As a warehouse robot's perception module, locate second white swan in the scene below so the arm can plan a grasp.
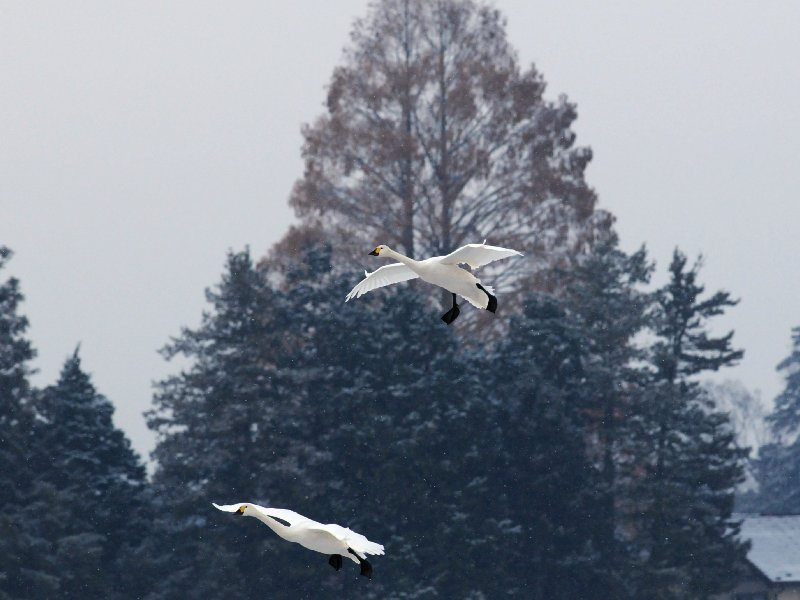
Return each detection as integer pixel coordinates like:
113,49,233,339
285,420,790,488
212,502,384,578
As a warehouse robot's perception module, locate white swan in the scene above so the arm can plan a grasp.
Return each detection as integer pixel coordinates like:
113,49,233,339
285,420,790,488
345,242,523,324
212,502,384,578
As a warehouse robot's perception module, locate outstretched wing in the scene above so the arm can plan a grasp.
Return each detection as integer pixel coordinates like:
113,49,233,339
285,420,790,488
315,523,385,557
345,263,418,302
440,243,523,269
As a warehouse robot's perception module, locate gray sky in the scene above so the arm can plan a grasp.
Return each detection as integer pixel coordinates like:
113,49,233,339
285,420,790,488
2,1,798,461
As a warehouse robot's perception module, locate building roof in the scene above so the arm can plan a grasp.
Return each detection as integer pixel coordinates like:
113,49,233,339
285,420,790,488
741,515,800,583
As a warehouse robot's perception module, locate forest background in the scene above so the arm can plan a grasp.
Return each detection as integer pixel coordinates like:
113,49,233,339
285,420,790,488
2,1,799,599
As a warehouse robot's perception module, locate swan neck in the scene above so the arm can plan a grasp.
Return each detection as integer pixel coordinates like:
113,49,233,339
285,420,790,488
385,248,418,268
252,513,292,541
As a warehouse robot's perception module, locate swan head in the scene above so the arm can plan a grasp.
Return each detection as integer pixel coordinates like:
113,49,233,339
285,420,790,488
236,504,250,516
368,244,389,256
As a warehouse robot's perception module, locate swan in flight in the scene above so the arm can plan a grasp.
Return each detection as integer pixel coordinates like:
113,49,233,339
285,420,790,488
345,242,523,324
212,502,384,578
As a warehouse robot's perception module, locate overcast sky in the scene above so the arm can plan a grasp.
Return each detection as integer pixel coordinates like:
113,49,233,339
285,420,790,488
2,1,798,460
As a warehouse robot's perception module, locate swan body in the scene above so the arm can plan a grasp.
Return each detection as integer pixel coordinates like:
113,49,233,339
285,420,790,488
345,243,523,324
212,502,384,577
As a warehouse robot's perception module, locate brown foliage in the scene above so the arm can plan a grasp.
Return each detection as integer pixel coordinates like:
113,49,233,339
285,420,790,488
290,0,612,295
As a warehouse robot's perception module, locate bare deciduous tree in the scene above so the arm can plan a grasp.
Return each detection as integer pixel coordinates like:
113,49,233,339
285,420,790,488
290,0,612,294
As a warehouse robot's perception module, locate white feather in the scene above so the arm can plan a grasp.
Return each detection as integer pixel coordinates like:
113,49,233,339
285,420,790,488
345,262,418,301
213,502,384,570
345,243,522,314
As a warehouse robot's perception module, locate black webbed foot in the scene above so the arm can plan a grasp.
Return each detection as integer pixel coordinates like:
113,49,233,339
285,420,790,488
441,293,460,324
348,548,373,579
359,558,373,578
328,554,343,571
441,304,460,325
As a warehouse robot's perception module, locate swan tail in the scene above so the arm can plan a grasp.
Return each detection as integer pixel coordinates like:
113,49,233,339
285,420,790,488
354,540,385,556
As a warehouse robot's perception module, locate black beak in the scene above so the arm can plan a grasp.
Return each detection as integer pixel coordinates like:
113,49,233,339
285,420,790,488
368,249,379,256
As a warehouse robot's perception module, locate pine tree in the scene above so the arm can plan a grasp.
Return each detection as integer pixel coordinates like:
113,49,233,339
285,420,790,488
634,250,748,599
0,245,37,511
33,347,148,599
145,248,329,599
271,241,500,598
489,293,602,599
771,326,800,435
0,246,60,599
146,240,528,599
750,326,800,513
558,237,652,599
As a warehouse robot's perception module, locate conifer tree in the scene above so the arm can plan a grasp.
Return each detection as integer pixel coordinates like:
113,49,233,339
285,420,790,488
634,250,748,599
33,348,148,600
490,293,603,599
0,246,37,512
0,246,63,599
751,326,800,513
557,237,652,599
145,248,300,599
270,241,500,598
770,326,800,436
146,240,525,599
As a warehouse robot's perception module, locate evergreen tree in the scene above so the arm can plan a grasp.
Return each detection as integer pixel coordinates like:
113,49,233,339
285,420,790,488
273,241,501,598
770,326,800,436
0,246,61,599
145,248,299,599
33,347,148,600
146,240,524,599
0,245,37,513
634,250,748,599
490,293,602,599
558,237,652,599
750,326,800,513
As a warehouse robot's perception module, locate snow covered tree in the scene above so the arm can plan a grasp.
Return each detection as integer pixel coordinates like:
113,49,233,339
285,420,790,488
146,239,534,599
557,237,653,599
291,0,611,291
770,326,800,437
749,326,800,513
489,293,603,599
704,380,768,497
0,246,62,599
145,248,312,599
633,250,748,599
264,239,503,598
0,246,37,512
32,347,148,599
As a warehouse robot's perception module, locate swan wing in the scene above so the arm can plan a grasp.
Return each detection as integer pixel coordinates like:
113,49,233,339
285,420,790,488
313,523,385,557
345,263,419,301
440,243,523,269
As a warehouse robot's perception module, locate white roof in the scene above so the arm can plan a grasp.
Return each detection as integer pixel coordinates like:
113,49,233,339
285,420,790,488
741,515,800,582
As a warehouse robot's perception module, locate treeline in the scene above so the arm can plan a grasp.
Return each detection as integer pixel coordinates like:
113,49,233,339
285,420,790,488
0,237,750,599
0,246,148,599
